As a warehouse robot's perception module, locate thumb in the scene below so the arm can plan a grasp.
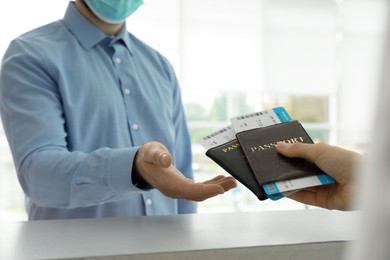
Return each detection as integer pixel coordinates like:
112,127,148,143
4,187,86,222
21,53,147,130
276,141,294,155
276,142,308,159
158,152,172,168
140,142,173,168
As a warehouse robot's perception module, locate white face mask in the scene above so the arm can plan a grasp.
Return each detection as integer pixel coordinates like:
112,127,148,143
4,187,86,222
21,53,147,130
84,0,144,24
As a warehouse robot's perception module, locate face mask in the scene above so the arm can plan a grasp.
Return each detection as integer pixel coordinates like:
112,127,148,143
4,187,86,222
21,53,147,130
84,0,144,24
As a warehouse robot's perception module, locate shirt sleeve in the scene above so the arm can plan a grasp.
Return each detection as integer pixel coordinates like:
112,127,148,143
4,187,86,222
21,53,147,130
0,39,142,209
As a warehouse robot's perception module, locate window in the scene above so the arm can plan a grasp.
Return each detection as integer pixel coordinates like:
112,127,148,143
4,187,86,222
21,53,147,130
263,94,332,142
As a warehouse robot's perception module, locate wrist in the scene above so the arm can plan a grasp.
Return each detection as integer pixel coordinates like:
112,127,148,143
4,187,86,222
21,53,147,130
132,152,153,190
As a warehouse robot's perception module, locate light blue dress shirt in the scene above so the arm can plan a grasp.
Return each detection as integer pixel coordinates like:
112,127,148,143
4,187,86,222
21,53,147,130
0,2,196,220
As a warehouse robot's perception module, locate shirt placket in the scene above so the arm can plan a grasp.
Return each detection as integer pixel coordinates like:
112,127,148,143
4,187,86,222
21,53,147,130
110,40,155,215
110,40,140,143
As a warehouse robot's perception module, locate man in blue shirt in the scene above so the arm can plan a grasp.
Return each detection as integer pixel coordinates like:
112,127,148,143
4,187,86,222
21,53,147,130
0,0,236,220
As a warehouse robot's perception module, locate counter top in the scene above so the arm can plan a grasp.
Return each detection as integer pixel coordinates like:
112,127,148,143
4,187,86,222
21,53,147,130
0,209,359,260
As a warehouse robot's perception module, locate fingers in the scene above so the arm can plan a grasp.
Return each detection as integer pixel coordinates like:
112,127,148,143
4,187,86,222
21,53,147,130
276,142,361,182
287,190,326,208
213,176,237,191
160,176,224,201
185,184,226,201
203,175,237,191
203,175,226,183
158,173,237,202
187,177,237,201
276,142,331,162
276,142,340,176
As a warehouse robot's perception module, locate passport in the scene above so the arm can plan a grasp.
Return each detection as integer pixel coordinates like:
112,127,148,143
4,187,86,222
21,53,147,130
205,139,268,200
199,107,291,201
199,108,334,201
235,120,324,186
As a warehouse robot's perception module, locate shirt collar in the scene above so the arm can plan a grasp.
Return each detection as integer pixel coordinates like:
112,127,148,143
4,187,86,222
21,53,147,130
62,1,134,54
113,25,134,55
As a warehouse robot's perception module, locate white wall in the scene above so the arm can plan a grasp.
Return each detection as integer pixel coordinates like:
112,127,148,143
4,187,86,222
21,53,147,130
339,0,388,145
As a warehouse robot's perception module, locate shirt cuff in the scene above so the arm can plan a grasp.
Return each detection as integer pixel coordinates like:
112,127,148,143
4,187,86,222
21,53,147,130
105,147,140,194
131,150,154,190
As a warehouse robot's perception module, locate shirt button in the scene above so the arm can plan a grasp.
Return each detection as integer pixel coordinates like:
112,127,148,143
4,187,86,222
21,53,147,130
124,88,131,95
115,57,121,64
132,123,139,130
146,199,152,206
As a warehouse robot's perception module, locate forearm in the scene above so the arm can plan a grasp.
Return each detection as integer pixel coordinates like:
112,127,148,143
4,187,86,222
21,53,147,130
19,146,142,208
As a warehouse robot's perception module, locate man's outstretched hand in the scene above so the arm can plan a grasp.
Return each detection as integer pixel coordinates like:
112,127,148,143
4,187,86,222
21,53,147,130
135,141,237,201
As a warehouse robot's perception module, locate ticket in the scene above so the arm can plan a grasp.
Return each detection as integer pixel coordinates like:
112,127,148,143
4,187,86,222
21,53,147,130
230,107,292,134
263,174,335,195
198,125,236,150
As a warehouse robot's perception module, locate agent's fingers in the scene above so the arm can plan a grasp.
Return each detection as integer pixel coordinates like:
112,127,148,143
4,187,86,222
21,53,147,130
156,169,237,201
203,175,230,184
210,176,237,191
163,180,225,201
201,175,237,191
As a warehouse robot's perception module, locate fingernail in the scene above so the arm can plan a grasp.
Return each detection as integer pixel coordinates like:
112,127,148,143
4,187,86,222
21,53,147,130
159,153,168,165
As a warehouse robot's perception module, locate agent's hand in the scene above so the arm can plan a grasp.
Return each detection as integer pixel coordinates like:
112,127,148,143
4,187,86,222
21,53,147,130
135,141,237,201
276,142,362,210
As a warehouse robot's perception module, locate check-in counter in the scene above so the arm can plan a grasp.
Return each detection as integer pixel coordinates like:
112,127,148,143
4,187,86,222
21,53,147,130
0,209,358,260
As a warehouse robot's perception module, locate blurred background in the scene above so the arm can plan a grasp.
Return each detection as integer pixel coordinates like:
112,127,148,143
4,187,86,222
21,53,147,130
0,0,388,221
